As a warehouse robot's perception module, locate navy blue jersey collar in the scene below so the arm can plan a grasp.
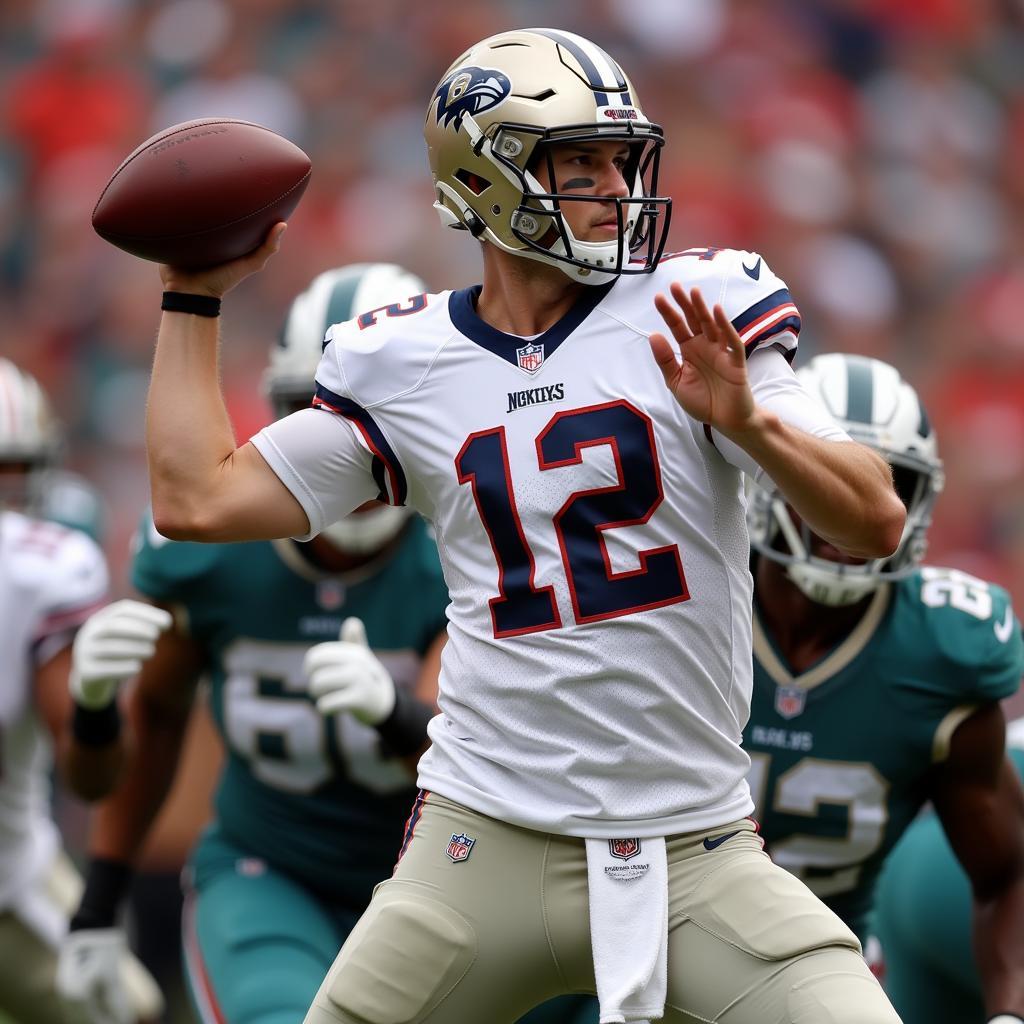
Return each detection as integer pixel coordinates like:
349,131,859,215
449,282,615,367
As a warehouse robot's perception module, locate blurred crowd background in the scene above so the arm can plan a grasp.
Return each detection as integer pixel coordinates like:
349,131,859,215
3,1,1024,1018
3,0,1024,607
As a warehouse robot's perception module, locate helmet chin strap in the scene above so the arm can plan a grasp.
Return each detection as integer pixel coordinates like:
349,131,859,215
320,505,412,555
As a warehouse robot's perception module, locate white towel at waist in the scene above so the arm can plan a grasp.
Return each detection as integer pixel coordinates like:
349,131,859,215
585,836,668,1024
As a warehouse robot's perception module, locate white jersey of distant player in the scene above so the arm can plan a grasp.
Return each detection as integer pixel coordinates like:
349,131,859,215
0,511,107,912
252,248,848,837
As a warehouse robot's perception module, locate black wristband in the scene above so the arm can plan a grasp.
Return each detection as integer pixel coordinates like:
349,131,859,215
70,857,134,931
375,688,434,757
161,290,221,317
71,700,121,747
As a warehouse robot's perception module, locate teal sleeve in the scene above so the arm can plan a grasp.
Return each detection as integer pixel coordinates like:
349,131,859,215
130,509,218,604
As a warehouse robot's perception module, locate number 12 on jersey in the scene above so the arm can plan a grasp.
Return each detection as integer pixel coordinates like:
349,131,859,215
456,400,689,638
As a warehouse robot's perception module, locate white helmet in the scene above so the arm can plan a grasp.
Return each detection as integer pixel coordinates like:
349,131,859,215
265,263,427,553
424,28,671,284
0,358,62,513
748,353,944,606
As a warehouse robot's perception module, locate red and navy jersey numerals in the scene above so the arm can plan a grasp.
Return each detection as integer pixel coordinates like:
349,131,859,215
357,294,428,330
457,400,689,638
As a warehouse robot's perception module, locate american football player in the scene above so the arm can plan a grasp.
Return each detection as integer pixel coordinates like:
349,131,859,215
141,28,907,1024
58,264,451,1024
872,717,1024,1024
744,352,1024,1024
0,358,161,1024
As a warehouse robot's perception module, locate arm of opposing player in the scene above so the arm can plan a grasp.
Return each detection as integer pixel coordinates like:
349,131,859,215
931,703,1024,1019
39,646,124,802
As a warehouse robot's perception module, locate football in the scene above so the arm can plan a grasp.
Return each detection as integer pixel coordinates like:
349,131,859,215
92,118,311,269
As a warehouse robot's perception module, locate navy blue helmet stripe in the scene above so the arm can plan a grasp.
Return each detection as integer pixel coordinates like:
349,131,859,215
532,29,631,106
312,383,408,505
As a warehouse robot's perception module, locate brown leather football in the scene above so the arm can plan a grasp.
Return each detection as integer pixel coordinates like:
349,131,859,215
92,118,311,269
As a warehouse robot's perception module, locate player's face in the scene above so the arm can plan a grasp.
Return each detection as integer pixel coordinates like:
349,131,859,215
534,140,633,242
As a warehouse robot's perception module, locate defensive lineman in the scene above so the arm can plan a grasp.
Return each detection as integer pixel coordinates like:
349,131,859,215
141,28,906,1024
743,354,1024,1021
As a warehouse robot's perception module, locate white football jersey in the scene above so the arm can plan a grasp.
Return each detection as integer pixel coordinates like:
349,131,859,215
0,511,107,908
252,249,848,837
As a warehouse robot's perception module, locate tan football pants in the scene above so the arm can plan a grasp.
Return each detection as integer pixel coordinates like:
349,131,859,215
303,793,900,1024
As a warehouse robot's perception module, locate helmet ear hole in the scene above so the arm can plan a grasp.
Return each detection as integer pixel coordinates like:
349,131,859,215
453,168,492,195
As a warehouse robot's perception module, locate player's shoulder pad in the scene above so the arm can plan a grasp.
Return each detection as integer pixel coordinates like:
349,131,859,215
609,248,800,360
317,290,454,409
131,508,223,599
900,567,1024,701
4,511,108,608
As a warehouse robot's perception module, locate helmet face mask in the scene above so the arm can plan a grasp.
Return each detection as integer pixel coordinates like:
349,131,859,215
748,354,945,607
425,29,672,284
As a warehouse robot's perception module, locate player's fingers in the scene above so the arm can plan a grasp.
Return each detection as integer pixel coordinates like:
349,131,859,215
686,287,717,338
713,304,746,365
340,616,368,646
315,690,356,716
653,292,692,341
648,332,681,381
86,657,145,678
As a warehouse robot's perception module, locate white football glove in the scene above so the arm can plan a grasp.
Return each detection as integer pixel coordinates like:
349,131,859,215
70,600,173,709
56,927,134,1024
304,617,396,724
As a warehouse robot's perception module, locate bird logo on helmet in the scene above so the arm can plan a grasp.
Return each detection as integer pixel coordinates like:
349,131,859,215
424,28,672,284
434,67,511,131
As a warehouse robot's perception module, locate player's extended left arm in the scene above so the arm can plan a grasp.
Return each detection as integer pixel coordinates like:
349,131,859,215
931,703,1024,1021
649,283,905,559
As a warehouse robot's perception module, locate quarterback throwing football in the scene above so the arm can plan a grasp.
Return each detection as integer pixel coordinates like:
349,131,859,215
142,28,907,1024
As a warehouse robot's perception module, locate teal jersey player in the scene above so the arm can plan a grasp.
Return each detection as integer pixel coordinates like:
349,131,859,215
131,509,449,1024
744,565,1024,939
132,511,449,908
872,723,1024,1024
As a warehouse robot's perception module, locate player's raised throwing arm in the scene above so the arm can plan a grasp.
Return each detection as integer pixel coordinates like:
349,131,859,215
147,224,310,542
650,283,905,559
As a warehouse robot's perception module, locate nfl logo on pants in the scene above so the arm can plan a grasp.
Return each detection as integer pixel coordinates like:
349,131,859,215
446,832,476,863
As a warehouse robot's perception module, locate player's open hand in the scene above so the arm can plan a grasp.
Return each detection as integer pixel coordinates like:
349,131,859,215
649,284,757,436
159,222,286,299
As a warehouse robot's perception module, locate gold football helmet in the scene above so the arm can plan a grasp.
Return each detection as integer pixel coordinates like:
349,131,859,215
424,28,671,284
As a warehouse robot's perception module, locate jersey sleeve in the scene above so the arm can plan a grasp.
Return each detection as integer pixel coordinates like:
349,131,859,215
708,348,851,480
924,572,1024,704
719,249,801,362
33,526,109,661
250,406,381,541
131,509,220,603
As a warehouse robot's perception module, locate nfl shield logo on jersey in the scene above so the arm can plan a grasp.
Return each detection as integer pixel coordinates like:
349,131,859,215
774,685,807,720
446,832,476,863
516,342,544,374
608,837,641,861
